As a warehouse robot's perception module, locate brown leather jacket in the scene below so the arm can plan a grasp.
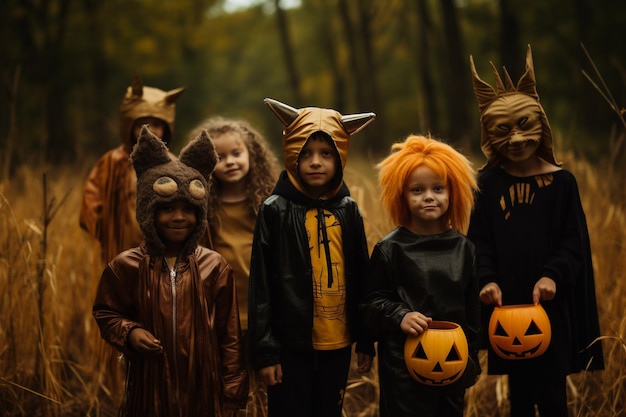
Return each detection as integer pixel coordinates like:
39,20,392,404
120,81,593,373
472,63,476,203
93,245,248,416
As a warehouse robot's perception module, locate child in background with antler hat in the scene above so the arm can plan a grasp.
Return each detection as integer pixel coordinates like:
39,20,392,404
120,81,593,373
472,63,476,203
80,73,185,265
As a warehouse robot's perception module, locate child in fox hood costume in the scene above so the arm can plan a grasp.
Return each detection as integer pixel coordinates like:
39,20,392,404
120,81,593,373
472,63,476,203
93,127,248,417
80,73,185,264
248,98,376,417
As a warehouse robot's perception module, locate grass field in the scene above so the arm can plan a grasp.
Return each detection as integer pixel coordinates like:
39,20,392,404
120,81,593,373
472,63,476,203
0,149,624,416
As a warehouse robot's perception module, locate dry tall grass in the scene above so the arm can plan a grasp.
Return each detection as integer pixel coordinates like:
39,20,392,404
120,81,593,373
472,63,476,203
0,150,624,416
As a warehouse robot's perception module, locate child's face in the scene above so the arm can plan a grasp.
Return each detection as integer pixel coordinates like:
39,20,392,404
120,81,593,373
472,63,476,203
212,132,250,186
132,117,167,142
155,200,197,255
297,136,339,198
482,95,542,164
403,166,449,234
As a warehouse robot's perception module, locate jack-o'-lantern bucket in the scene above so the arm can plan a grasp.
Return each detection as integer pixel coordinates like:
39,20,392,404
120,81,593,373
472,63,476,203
488,304,551,360
404,321,469,386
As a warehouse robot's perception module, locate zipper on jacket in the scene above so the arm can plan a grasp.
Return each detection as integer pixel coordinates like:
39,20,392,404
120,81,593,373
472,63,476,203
165,257,182,417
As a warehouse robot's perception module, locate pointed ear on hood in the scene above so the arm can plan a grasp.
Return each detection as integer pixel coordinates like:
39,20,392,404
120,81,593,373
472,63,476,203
341,112,376,135
179,129,217,180
165,87,186,105
264,97,300,127
130,72,144,98
264,97,376,136
130,125,172,178
470,55,498,113
516,44,539,97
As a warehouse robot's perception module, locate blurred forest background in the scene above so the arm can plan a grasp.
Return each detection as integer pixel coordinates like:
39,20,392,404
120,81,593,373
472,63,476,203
1,0,626,174
2,1,626,416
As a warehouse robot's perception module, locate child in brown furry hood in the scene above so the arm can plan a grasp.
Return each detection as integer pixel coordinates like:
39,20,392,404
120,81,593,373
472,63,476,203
80,73,185,406
93,126,248,417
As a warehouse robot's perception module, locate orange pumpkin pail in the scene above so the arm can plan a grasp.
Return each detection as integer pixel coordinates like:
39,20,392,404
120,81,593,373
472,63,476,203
488,304,551,360
404,320,469,386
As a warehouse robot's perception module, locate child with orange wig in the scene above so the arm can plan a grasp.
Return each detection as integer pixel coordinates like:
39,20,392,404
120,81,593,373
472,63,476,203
361,135,481,417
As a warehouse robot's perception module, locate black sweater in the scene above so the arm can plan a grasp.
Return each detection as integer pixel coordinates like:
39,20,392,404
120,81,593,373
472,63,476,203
468,167,604,375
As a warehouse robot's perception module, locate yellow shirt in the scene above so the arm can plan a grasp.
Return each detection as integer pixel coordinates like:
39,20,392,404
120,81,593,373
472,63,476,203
305,208,350,350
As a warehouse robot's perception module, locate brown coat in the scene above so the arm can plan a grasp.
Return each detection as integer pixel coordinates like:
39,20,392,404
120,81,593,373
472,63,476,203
79,145,142,264
93,245,248,416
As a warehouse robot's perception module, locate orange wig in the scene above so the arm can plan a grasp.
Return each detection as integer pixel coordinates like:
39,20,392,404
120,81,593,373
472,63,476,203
377,135,478,234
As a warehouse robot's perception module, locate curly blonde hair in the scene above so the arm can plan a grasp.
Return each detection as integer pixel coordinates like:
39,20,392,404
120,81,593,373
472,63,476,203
189,116,280,227
377,135,477,234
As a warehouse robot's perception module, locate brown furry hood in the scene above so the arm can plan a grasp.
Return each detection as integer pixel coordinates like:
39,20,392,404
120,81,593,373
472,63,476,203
130,126,217,258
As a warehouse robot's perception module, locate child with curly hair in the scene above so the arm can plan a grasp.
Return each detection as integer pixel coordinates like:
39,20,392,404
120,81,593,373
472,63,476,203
189,116,279,331
190,116,279,416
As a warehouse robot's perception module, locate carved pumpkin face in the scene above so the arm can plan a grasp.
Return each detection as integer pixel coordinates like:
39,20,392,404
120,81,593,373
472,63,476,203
404,321,469,386
488,304,551,360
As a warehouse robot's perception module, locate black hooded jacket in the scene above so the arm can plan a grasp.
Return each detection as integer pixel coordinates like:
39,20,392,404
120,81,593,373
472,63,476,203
248,170,375,369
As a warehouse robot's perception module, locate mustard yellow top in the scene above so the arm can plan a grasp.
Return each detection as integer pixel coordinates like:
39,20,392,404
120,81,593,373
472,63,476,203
211,199,255,330
305,207,350,350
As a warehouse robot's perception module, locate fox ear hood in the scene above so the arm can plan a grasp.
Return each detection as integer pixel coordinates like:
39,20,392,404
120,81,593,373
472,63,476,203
264,97,375,197
469,45,560,171
130,126,215,257
179,129,218,179
119,72,185,153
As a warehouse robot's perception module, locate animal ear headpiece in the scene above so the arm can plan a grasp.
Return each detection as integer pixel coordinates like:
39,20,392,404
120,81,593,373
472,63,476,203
131,125,217,257
470,45,560,171
119,72,186,153
264,97,375,197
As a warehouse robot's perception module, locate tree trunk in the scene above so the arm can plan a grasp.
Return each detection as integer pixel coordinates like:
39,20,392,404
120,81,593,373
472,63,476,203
41,0,75,163
440,0,471,149
499,0,522,79
314,0,348,112
337,0,385,155
575,0,604,135
83,0,112,156
273,0,303,104
415,0,440,137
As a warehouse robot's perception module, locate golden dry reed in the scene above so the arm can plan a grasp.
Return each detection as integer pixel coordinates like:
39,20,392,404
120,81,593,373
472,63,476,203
0,151,624,416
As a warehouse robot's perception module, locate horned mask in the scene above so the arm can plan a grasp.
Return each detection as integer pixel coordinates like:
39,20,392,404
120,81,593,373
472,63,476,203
470,45,560,171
